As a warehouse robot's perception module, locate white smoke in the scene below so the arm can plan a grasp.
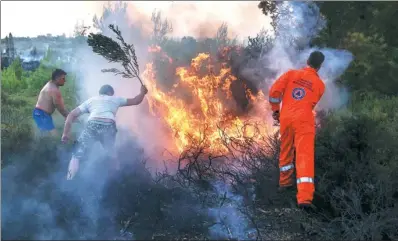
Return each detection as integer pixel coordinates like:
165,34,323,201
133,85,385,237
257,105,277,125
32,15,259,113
261,1,353,110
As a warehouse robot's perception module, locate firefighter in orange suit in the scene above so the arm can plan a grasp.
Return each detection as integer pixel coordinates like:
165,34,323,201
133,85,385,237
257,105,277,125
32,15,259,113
268,51,325,210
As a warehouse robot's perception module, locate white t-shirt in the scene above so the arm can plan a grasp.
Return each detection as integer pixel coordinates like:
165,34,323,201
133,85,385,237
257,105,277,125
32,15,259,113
77,95,128,121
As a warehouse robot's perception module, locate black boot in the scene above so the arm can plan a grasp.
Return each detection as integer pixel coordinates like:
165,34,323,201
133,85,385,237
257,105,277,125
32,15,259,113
277,185,295,192
298,203,317,213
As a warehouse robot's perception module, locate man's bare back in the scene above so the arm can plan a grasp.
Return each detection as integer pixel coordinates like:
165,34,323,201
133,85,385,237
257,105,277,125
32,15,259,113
32,69,69,133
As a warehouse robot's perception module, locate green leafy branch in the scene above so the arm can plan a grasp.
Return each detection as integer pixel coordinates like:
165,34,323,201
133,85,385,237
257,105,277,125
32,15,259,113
87,24,143,85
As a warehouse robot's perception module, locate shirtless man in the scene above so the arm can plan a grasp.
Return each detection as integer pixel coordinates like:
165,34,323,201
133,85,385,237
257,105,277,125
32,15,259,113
61,84,148,180
32,69,69,136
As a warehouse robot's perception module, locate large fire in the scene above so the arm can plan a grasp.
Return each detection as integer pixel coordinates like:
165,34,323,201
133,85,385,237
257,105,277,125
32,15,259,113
143,45,274,155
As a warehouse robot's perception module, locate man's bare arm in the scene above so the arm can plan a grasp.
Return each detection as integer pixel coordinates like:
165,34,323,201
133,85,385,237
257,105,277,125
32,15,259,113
124,92,146,106
63,108,81,138
52,90,69,118
123,85,148,106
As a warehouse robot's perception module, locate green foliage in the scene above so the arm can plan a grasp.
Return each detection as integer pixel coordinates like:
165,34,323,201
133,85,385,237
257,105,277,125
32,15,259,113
25,65,52,92
1,89,35,157
339,32,398,95
314,98,398,239
61,73,79,108
41,48,61,67
1,57,26,91
314,2,398,96
1,48,78,160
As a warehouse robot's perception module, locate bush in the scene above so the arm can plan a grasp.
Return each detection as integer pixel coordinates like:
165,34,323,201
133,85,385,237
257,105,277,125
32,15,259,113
1,137,215,240
1,91,35,159
1,57,26,92
312,95,398,240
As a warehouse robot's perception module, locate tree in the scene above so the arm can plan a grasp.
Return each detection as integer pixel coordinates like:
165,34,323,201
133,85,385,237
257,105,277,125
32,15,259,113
257,1,282,33
312,2,398,96
151,10,173,46
1,57,25,92
92,1,128,33
7,33,16,61
73,20,90,37
215,23,229,48
30,47,38,58
1,33,16,69
4,36,9,51
246,28,274,59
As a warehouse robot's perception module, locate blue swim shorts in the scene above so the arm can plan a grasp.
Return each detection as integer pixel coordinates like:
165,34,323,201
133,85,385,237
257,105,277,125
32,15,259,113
32,108,55,131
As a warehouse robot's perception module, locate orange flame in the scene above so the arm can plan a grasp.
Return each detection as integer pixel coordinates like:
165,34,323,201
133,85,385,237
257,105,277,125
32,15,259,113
143,45,272,155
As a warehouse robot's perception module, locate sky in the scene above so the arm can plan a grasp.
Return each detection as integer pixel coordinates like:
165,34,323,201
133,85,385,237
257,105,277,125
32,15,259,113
1,1,271,39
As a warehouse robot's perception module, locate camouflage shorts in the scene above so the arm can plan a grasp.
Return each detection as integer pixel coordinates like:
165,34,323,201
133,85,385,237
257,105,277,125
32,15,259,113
72,120,117,160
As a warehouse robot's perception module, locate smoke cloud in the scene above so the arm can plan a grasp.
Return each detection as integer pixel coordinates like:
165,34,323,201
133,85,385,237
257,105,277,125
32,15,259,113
111,1,273,40
259,2,353,110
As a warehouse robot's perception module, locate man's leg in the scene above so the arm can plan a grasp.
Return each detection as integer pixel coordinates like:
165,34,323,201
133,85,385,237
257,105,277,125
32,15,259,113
293,121,315,206
67,125,94,180
278,120,295,188
99,123,119,170
67,156,80,180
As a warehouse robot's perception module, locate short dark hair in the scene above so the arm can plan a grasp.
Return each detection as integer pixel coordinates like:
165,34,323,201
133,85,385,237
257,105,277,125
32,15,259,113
99,84,114,96
307,51,325,69
52,69,67,81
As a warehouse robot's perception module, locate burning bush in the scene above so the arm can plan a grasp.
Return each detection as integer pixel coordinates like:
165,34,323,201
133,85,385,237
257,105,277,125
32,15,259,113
144,44,274,156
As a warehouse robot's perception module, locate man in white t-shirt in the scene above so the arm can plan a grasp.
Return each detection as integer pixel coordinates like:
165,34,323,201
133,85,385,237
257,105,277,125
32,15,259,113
61,84,148,180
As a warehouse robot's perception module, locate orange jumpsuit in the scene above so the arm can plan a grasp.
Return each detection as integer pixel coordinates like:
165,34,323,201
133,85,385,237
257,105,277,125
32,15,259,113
268,66,325,205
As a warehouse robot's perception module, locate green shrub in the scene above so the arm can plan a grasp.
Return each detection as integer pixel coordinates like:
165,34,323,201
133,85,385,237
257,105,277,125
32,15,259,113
1,57,27,92
313,95,398,240
1,48,77,166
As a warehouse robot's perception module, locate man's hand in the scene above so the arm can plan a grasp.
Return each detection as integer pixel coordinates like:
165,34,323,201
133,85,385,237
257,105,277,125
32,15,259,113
140,85,148,95
272,110,280,122
272,111,280,127
61,133,69,143
125,85,149,106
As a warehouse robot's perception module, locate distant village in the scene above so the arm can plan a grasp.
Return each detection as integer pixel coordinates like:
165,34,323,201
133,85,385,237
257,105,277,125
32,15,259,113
1,33,78,71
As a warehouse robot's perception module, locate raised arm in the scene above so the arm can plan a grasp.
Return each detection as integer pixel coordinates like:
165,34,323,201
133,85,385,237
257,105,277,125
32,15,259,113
52,89,69,118
122,85,148,106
